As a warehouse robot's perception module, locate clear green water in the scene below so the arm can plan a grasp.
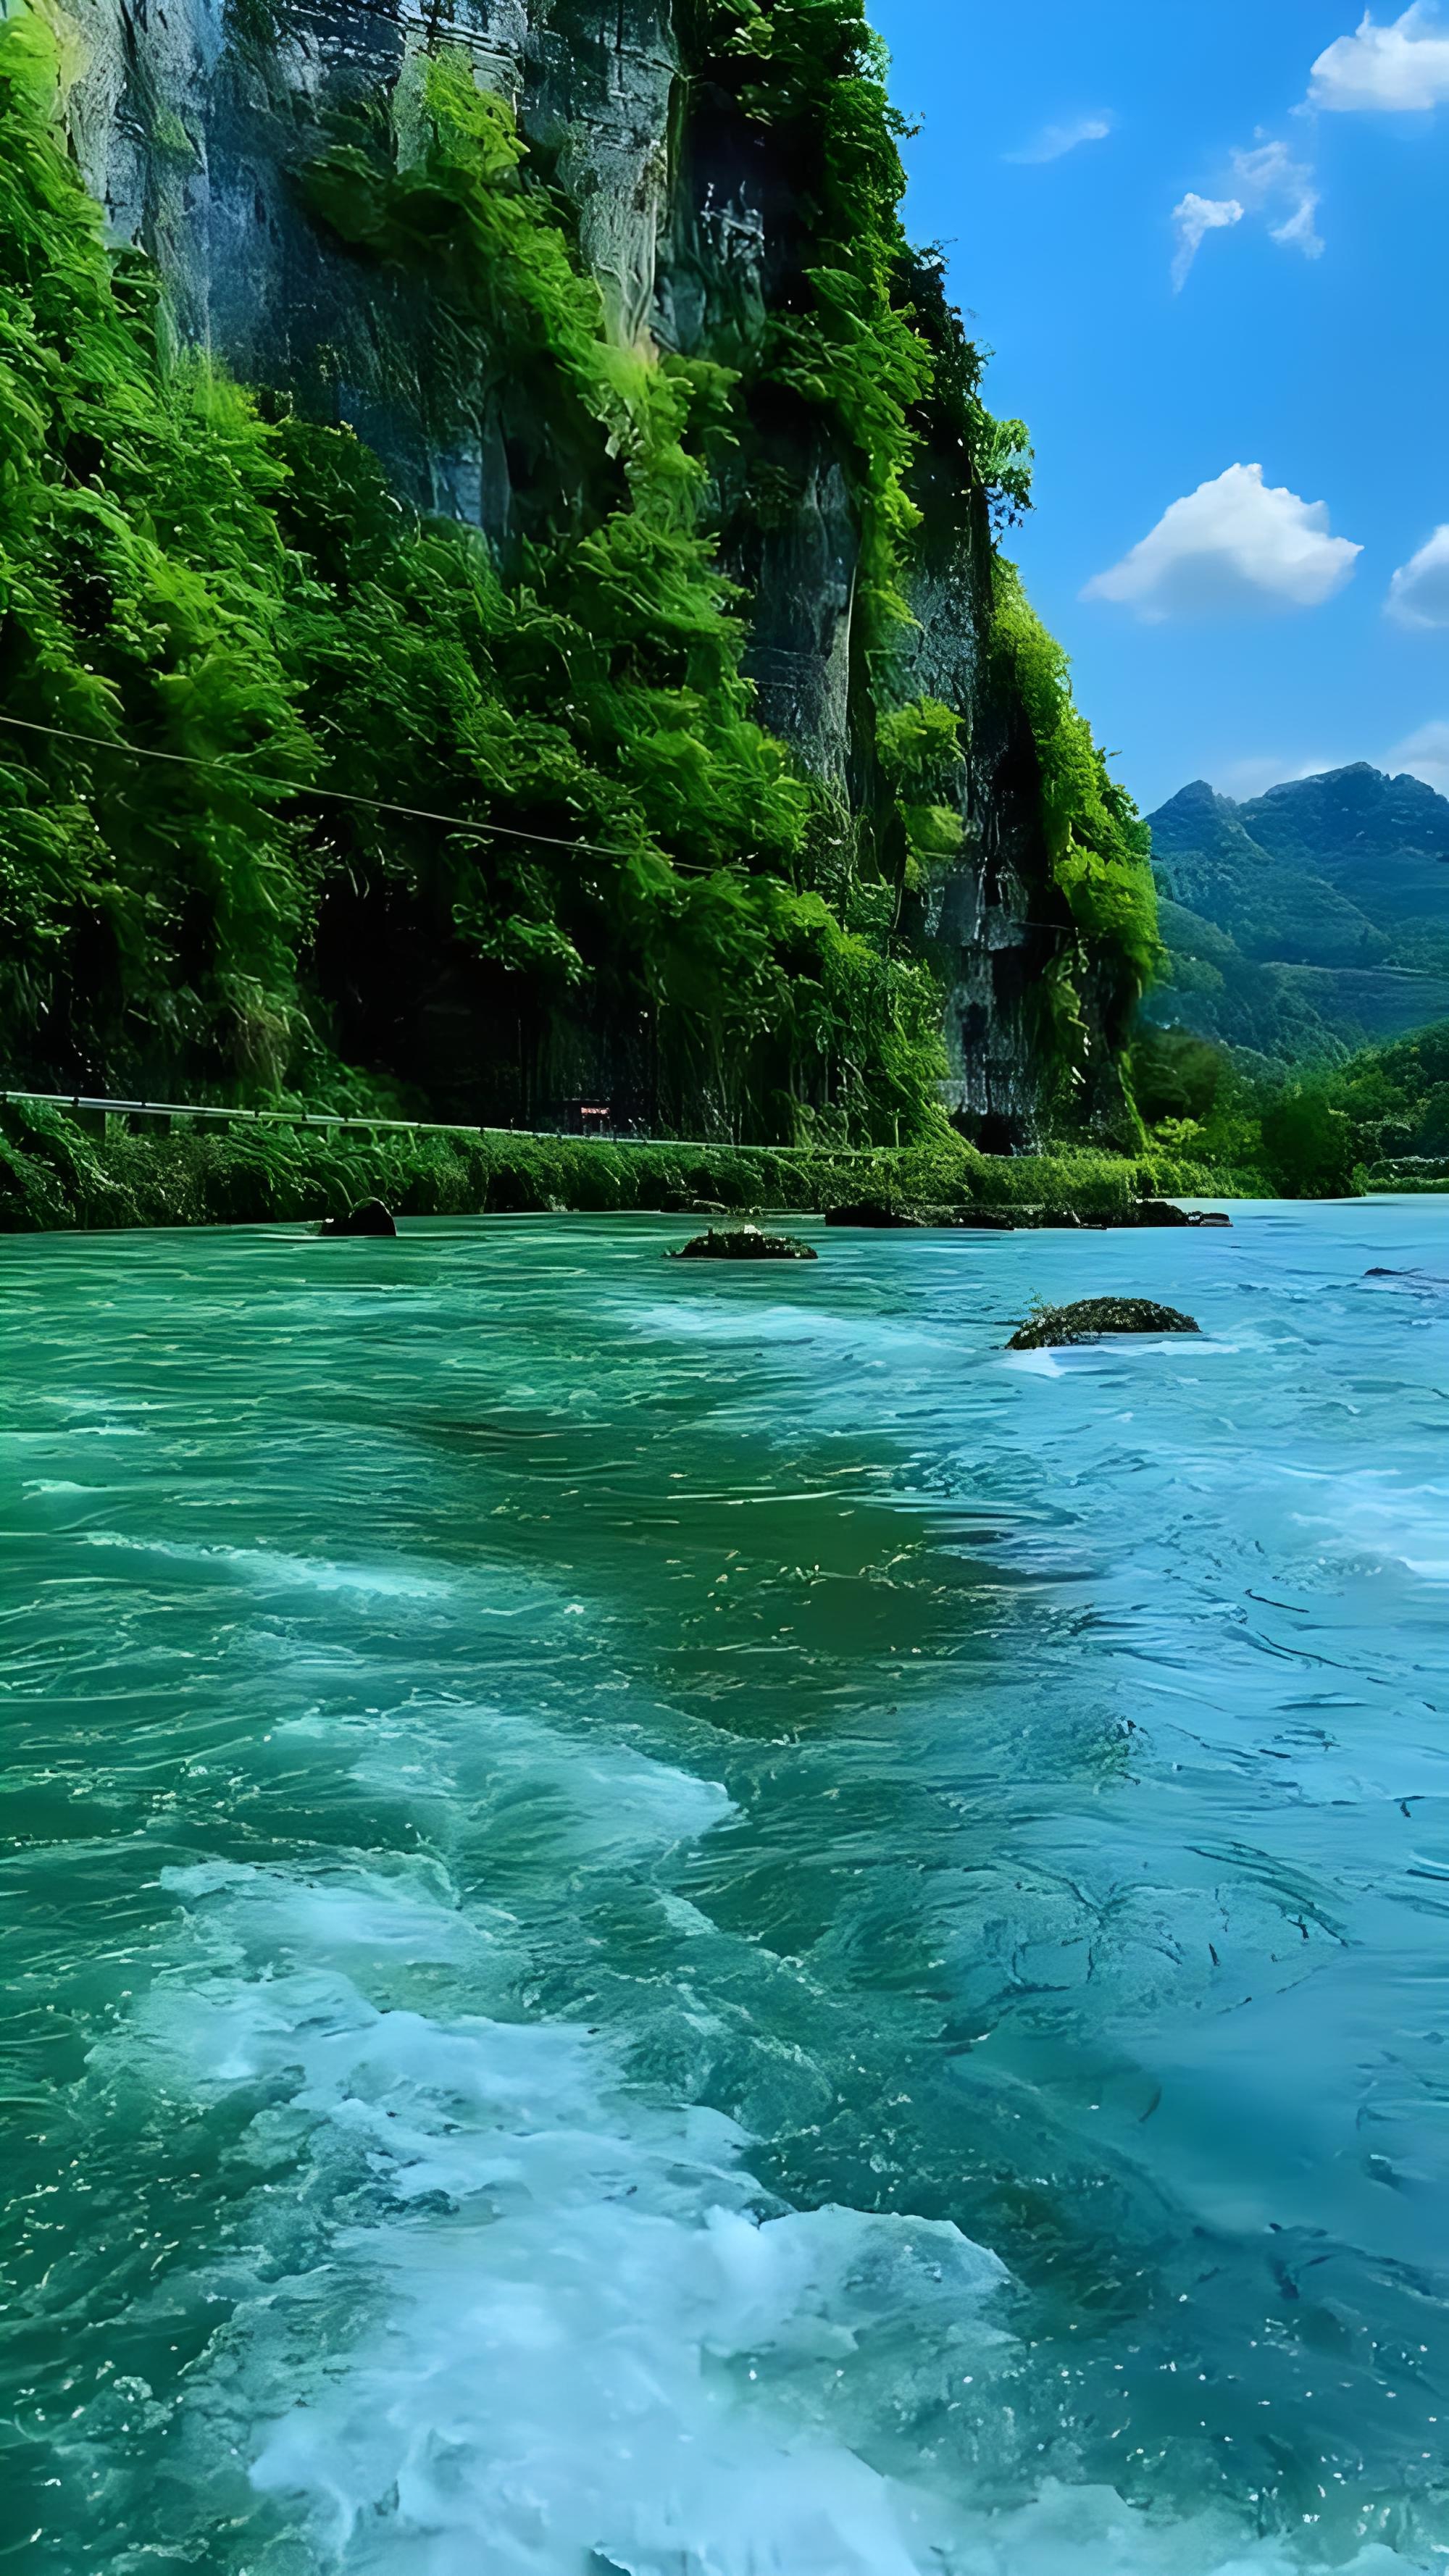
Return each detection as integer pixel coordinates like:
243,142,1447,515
1,1204,1446,2575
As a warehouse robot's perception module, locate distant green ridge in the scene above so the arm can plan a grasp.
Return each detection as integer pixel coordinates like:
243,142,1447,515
1145,764,1449,1063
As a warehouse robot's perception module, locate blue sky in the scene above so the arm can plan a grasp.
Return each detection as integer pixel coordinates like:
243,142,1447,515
870,0,1449,814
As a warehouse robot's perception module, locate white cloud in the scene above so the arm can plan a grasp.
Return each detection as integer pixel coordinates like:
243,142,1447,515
1171,138,1321,285
1385,719,1449,793
1082,464,1363,621
1270,193,1324,253
1171,193,1244,288
1387,525,1449,627
1309,4,1449,111
1005,114,1113,165
1231,140,1324,258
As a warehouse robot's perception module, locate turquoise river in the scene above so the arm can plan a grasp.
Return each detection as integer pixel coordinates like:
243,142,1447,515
1,1201,1446,2574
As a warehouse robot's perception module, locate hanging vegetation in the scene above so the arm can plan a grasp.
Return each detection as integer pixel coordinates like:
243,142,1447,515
0,0,1154,1142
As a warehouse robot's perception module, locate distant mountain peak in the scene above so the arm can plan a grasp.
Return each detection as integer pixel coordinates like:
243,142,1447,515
1159,777,1229,810
1145,778,1261,862
1247,761,1383,809
1151,762,1449,843
1146,779,1240,839
1240,765,1449,865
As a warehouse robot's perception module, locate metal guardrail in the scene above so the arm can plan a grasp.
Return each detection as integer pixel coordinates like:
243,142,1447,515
0,1089,877,1158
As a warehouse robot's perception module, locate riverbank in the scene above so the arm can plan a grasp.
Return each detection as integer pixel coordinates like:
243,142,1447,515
0,1100,1261,1234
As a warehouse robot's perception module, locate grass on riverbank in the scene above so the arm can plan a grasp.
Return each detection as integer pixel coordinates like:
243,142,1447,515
0,1101,1258,1234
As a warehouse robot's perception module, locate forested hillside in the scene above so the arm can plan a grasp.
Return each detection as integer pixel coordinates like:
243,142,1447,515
1145,764,1449,1063
1134,1016,1449,1196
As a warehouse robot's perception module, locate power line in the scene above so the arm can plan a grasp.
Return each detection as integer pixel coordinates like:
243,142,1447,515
0,707,708,869
0,706,1089,938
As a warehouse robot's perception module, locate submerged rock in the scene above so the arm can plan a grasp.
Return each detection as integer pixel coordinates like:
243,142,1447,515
319,1198,398,1239
671,1226,817,1262
1007,1297,1201,1351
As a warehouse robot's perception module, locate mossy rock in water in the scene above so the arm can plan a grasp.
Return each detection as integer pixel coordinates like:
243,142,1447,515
1007,1297,1200,1350
671,1226,817,1263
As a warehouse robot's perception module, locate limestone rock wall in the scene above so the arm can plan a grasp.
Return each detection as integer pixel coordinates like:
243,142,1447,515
44,0,1067,1142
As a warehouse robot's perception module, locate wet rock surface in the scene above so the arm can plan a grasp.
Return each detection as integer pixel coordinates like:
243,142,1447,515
1133,1200,1232,1228
670,1226,817,1262
1007,1297,1201,1351
319,1198,398,1239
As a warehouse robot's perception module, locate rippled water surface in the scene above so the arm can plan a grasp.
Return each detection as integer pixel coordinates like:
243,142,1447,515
1,1202,1447,2574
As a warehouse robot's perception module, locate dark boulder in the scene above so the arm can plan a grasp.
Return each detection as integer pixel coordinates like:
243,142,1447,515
671,1225,817,1262
1135,1198,1193,1228
824,1200,919,1229
1187,1210,1232,1226
1008,1297,1201,1351
922,1208,1018,1231
319,1197,398,1239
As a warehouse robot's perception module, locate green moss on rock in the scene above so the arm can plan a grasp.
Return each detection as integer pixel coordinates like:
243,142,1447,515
1007,1297,1201,1352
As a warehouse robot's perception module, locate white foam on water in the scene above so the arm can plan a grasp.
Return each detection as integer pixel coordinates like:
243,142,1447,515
655,1889,719,1939
1282,1468,1449,1587
627,1297,960,1361
114,1859,1431,2576
999,1349,1069,1379
937,2489,1411,2576
354,1702,732,1862
160,1857,505,1973
3,1423,144,1443
120,1857,1004,2574
80,1532,454,1602
1002,1340,1240,1378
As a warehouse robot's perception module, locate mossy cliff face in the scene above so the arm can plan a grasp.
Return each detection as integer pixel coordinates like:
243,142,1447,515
0,0,1156,1145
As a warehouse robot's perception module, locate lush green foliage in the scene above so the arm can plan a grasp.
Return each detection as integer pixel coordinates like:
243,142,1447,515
0,14,313,1086
685,1,1033,905
991,564,1158,1024
0,0,1151,1150
1132,1018,1449,1195
2,30,743,1103
0,1096,1200,1232
0,25,938,1137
